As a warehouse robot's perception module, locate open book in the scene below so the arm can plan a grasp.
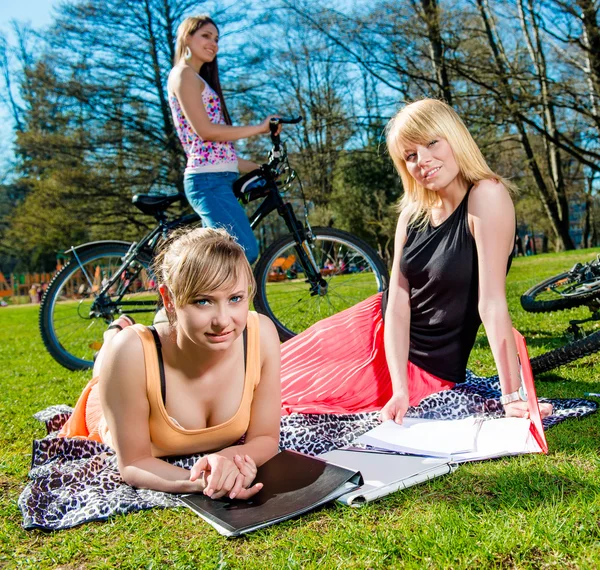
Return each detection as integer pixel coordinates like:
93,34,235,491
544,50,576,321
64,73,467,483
179,450,362,537
356,329,548,462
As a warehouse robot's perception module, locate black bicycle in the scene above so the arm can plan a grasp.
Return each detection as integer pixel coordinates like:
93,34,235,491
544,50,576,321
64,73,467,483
521,255,600,374
521,255,600,314
39,117,389,370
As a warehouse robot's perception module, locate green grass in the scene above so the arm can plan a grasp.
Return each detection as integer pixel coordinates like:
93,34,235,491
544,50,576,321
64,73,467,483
2,250,600,569
263,272,381,333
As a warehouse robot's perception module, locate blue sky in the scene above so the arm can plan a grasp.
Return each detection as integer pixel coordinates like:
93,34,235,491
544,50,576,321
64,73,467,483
0,0,57,173
1,0,57,30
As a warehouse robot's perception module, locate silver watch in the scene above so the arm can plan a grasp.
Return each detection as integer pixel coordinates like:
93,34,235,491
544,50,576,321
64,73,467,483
500,386,528,406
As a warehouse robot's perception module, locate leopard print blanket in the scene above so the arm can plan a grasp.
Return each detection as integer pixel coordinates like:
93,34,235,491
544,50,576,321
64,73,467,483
19,372,596,531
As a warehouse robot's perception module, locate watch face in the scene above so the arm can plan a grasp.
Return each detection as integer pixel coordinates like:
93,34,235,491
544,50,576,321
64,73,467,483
518,386,528,402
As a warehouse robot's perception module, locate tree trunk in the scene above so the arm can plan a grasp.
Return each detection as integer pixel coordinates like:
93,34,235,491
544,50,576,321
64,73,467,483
477,0,575,249
419,0,453,104
142,0,183,192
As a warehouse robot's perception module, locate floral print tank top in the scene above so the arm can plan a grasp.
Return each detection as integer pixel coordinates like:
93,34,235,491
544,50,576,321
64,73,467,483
169,76,238,173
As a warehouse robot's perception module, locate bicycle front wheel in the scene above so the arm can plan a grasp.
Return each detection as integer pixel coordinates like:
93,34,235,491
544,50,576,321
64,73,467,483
39,243,157,371
253,227,389,341
521,271,600,313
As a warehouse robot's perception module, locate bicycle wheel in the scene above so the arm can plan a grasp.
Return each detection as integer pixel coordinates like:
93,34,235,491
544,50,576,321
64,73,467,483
530,329,600,375
253,227,389,341
39,243,157,371
521,271,600,313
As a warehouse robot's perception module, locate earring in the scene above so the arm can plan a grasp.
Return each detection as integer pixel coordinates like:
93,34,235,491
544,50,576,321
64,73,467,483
184,46,192,60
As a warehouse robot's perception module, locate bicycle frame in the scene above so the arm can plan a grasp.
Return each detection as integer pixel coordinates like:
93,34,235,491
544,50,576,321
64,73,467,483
70,212,200,318
75,114,327,320
247,183,326,292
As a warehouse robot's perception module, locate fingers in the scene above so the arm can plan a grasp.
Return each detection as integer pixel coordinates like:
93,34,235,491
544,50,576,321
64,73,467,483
504,402,530,419
209,469,238,500
203,458,223,496
379,405,392,423
229,472,246,500
190,456,208,482
235,482,263,501
394,409,405,424
540,402,553,419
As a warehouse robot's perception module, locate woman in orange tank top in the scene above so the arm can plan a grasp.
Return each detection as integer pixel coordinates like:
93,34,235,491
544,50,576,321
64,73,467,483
60,227,281,501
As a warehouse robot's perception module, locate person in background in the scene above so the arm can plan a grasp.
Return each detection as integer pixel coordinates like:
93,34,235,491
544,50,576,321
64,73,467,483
515,233,524,257
167,14,281,265
524,234,532,256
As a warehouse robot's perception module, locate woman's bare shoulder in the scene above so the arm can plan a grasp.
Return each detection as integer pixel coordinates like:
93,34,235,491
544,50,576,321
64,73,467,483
100,326,146,384
168,64,204,93
257,313,279,345
469,179,514,215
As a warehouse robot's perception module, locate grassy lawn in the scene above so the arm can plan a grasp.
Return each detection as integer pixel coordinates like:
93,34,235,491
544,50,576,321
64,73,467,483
1,249,600,569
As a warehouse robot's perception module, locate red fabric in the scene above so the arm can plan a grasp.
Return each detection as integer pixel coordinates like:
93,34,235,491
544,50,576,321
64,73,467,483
280,293,455,415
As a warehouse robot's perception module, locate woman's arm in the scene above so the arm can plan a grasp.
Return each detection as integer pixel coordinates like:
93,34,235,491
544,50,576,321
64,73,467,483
237,158,261,173
171,66,272,142
99,329,208,493
217,314,281,466
470,180,551,418
381,209,413,423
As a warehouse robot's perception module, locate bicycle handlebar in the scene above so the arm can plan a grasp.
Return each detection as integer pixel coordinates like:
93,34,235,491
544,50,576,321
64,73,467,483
269,115,303,129
269,116,303,150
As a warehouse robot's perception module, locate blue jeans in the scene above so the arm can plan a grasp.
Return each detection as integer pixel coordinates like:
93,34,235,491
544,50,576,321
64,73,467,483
184,171,259,264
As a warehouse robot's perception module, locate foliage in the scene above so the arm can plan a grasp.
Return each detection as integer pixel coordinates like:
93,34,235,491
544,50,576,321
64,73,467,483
2,0,600,268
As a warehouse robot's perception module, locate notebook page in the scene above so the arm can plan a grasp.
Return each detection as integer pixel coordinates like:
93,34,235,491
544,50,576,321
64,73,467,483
450,417,539,462
356,417,480,457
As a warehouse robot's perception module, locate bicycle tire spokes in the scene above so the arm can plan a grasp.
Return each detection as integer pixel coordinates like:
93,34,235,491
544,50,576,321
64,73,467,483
41,245,157,370
253,228,388,340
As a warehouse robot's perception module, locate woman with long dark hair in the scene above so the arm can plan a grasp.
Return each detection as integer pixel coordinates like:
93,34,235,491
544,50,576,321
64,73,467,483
168,15,279,264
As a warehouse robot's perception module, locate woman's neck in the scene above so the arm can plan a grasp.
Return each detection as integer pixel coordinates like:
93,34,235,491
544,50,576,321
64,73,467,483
434,175,469,212
181,58,204,75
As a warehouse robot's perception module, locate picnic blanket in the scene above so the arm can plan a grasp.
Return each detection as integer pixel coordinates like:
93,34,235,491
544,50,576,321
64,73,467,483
19,371,596,531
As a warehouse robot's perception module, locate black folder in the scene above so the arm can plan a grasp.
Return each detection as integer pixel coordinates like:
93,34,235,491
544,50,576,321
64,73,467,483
180,450,362,537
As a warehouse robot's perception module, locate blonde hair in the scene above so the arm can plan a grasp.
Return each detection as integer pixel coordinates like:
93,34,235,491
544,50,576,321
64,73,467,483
153,227,256,314
386,99,516,226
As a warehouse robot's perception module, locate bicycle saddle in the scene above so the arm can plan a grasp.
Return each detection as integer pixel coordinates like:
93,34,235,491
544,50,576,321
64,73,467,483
132,193,185,216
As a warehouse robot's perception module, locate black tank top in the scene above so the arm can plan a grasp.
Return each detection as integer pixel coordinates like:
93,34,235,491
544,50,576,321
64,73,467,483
399,187,480,382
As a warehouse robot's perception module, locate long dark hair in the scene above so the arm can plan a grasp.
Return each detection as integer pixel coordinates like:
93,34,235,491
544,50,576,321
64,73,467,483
174,15,232,125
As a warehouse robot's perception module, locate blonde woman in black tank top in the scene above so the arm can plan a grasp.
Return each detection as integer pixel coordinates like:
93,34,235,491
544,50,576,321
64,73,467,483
381,99,553,424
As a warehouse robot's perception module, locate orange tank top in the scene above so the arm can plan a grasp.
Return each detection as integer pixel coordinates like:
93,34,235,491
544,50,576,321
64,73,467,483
59,311,262,457
144,311,262,457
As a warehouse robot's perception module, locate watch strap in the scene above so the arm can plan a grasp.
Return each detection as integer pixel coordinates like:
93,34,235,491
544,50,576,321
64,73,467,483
500,390,521,405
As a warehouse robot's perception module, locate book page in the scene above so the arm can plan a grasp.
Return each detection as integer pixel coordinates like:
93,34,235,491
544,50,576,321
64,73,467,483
356,417,480,457
450,417,540,462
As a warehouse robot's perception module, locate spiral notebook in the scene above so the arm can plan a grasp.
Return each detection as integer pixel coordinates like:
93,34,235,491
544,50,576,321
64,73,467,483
319,448,455,506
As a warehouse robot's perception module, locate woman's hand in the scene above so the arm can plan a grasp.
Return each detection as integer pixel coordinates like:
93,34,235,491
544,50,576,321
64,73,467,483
258,115,282,135
233,454,257,490
380,392,410,424
227,454,262,500
190,454,240,499
503,400,553,419
190,453,263,500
